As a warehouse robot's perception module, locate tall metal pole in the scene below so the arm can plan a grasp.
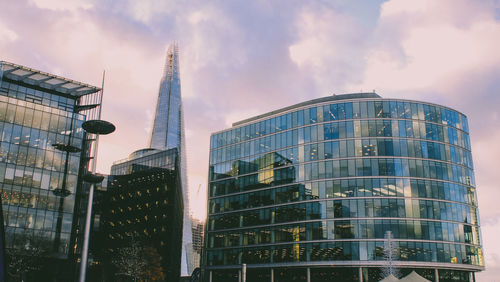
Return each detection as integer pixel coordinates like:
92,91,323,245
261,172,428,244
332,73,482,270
78,182,95,282
78,71,105,282
241,264,246,282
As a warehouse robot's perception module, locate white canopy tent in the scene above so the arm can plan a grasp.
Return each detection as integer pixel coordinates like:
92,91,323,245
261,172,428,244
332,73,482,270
399,271,431,282
379,271,431,282
379,274,400,282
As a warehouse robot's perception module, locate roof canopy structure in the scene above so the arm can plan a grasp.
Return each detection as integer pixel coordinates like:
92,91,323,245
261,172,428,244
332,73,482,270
0,61,100,97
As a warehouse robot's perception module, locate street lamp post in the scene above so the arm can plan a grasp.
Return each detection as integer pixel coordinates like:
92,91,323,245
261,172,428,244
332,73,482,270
77,119,115,282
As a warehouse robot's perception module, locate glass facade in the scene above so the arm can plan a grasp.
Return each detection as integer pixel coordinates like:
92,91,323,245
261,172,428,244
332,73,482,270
0,80,84,255
148,43,194,276
149,44,182,151
0,61,103,280
205,94,483,281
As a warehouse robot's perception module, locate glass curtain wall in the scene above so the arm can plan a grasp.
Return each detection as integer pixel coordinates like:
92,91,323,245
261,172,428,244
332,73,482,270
205,95,483,282
0,61,103,281
0,80,85,255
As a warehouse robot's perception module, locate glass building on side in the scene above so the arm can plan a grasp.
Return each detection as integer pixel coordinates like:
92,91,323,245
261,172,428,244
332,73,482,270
0,61,103,280
204,93,483,282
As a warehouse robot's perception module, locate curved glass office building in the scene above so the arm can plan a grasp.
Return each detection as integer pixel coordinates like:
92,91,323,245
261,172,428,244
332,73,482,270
205,93,483,282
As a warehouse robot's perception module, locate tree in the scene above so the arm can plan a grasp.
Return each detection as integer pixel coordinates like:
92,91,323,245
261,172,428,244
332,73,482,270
142,246,164,281
111,238,165,282
5,231,51,282
111,238,147,282
382,230,400,279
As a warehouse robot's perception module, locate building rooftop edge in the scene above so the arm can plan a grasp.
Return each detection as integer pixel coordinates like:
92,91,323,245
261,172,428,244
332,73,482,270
111,147,178,167
232,92,382,127
0,60,101,97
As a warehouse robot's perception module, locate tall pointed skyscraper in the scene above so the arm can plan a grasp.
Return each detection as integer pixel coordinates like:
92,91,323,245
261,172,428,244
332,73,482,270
149,43,182,150
149,43,194,276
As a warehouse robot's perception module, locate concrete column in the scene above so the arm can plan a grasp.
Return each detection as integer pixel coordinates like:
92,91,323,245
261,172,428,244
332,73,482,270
359,267,363,282
270,268,274,282
435,269,439,282
307,267,311,282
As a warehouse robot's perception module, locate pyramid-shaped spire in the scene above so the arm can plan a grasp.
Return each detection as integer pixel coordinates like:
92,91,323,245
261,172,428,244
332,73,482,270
149,43,182,150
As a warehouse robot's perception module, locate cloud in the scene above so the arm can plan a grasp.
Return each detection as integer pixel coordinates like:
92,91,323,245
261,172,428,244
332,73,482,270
289,5,371,93
29,0,93,11
349,0,500,93
0,21,18,42
121,0,179,25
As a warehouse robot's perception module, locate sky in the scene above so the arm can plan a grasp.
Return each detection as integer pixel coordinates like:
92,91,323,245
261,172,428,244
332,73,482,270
1,0,500,279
